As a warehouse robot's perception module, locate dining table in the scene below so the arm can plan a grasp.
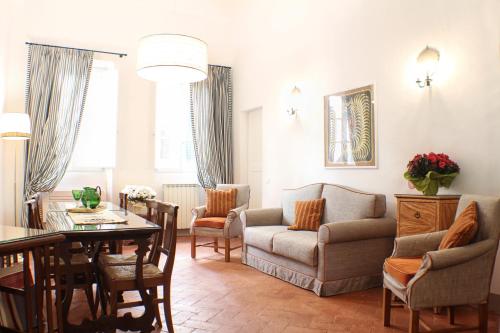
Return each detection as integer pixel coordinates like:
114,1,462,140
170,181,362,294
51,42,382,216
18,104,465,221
47,201,124,212
44,201,161,333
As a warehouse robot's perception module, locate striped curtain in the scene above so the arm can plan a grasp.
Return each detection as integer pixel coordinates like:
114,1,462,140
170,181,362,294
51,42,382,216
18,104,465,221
23,45,93,219
190,65,233,189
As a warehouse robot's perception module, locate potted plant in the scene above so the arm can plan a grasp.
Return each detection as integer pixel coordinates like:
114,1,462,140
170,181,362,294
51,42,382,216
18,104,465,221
404,153,460,196
121,185,157,214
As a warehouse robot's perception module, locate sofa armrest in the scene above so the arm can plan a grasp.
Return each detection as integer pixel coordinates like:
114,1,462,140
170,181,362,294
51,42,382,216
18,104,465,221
240,208,283,228
392,231,446,258
318,217,396,244
424,239,497,270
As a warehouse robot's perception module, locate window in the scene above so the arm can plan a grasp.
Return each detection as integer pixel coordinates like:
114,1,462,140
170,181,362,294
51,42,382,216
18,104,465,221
68,60,118,169
155,83,196,173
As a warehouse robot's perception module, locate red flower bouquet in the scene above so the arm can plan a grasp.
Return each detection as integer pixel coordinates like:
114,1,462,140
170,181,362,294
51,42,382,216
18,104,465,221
404,153,459,196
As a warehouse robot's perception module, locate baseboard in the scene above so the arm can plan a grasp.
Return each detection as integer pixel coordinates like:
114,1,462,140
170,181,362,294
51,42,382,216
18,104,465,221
490,293,500,314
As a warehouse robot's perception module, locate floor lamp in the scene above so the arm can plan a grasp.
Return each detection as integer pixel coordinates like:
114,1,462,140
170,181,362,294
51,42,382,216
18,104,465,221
0,113,31,226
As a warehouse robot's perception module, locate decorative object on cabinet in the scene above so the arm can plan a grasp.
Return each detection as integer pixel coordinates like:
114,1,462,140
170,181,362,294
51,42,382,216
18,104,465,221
395,194,460,237
324,85,375,168
404,153,459,196
121,185,157,215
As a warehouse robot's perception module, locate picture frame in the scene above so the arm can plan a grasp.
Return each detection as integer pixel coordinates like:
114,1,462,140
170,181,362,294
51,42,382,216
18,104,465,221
324,85,376,168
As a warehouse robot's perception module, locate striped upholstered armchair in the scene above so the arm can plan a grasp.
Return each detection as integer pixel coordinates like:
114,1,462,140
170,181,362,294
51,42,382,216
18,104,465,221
190,184,250,262
383,194,500,333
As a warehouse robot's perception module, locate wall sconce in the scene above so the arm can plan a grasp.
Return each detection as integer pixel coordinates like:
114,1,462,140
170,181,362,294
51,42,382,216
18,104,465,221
287,86,301,116
416,46,440,88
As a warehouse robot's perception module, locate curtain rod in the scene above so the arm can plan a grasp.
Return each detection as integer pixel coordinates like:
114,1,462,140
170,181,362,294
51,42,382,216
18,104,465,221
210,64,231,69
25,42,127,58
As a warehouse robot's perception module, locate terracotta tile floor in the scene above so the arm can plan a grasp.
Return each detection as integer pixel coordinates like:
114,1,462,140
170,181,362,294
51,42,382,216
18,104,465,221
67,237,500,332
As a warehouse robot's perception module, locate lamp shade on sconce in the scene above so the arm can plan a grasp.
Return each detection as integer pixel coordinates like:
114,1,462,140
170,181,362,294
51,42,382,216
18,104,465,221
0,113,31,140
287,86,302,116
416,46,440,88
137,34,208,83
417,46,439,76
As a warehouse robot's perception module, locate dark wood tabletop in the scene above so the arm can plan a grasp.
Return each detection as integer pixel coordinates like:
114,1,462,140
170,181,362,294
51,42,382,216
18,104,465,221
0,225,64,253
44,210,159,240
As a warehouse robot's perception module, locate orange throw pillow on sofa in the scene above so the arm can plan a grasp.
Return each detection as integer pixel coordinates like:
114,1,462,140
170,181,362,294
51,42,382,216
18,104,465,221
204,188,237,217
439,201,478,250
288,199,325,231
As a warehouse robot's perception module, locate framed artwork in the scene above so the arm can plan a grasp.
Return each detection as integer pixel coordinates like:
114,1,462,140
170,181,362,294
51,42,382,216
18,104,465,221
324,85,376,168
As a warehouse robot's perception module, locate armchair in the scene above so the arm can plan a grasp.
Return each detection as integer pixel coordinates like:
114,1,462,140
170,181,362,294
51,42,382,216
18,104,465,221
190,184,250,262
383,194,500,333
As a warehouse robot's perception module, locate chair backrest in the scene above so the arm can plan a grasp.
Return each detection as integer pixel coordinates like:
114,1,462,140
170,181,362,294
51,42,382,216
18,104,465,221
26,198,43,230
455,194,500,242
156,202,178,284
145,199,157,223
32,193,44,222
119,192,128,210
216,184,250,208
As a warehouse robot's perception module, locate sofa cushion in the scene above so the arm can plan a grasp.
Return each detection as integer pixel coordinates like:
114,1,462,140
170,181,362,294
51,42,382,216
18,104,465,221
244,225,288,252
193,217,226,229
384,257,423,286
321,184,386,223
273,231,318,266
288,199,325,231
282,184,323,226
439,201,478,250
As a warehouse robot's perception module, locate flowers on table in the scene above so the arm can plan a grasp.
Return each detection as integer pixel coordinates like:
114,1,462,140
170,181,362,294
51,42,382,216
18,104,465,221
121,185,157,203
404,153,460,196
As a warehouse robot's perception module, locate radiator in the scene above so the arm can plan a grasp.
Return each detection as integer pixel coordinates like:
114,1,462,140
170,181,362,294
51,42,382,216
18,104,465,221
163,184,201,229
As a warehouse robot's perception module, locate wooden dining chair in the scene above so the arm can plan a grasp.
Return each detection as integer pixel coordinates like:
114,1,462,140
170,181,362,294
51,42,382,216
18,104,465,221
98,199,158,268
101,201,178,331
26,198,43,230
25,198,98,320
119,192,128,210
0,240,63,333
108,192,130,255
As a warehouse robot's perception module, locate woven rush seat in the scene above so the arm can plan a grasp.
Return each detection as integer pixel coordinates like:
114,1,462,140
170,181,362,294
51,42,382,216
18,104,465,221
98,254,138,267
103,263,163,289
42,252,90,266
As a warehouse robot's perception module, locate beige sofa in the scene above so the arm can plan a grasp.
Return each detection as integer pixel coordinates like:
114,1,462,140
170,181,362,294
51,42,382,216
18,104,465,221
240,183,396,296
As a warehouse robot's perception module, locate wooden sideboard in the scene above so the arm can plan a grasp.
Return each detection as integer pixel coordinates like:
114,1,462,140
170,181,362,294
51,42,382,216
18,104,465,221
395,194,461,237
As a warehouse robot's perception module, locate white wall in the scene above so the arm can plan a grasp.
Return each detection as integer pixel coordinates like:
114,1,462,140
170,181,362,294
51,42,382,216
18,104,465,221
231,0,500,292
2,0,500,292
0,0,239,224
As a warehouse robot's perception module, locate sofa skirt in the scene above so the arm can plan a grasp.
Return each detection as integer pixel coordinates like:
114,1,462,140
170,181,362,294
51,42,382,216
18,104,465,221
243,246,383,296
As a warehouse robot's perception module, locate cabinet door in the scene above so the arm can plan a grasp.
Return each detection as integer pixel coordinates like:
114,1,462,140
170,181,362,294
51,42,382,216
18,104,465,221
398,201,437,236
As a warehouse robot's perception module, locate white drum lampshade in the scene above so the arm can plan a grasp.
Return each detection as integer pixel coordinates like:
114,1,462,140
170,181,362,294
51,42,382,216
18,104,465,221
0,113,31,140
137,34,208,83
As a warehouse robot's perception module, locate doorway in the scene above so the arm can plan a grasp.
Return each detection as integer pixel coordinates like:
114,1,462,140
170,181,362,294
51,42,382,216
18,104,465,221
246,108,262,208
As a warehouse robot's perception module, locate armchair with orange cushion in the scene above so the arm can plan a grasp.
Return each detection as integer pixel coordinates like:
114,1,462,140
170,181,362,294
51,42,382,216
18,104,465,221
382,194,500,333
190,184,250,262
